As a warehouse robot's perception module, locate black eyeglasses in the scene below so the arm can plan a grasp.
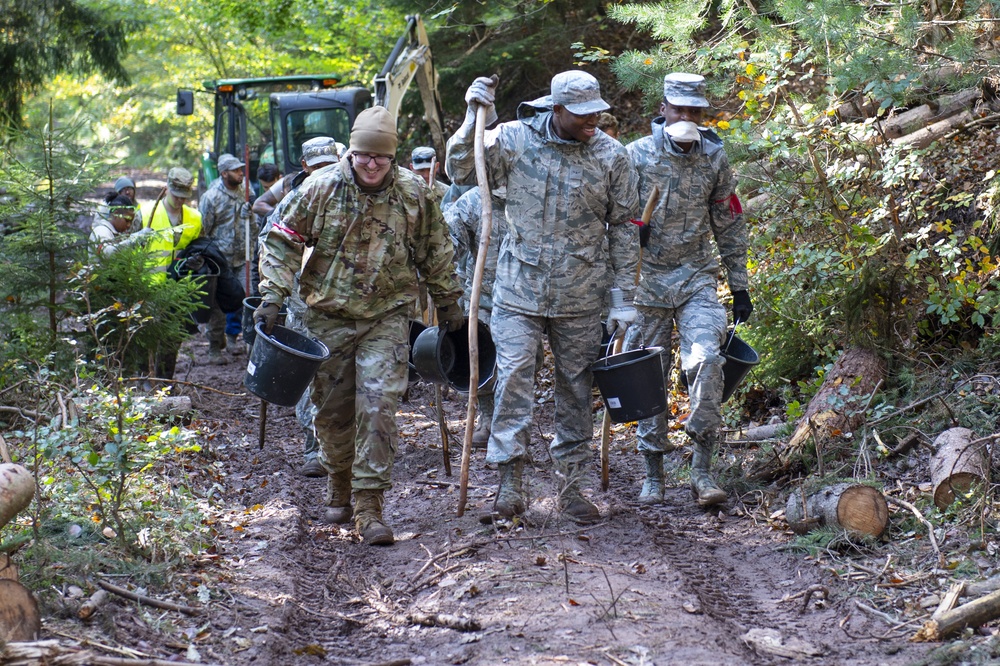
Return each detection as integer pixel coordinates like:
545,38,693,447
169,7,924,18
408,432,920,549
353,154,392,166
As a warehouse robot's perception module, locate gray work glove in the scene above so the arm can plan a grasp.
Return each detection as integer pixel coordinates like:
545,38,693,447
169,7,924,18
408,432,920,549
254,301,281,334
465,75,499,126
606,288,637,337
436,302,466,333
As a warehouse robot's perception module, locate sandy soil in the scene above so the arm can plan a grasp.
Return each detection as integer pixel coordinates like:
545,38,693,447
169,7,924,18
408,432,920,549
96,331,934,666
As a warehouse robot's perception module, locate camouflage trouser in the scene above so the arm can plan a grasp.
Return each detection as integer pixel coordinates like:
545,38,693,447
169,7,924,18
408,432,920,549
305,306,409,491
285,291,318,460
487,307,602,465
624,286,726,451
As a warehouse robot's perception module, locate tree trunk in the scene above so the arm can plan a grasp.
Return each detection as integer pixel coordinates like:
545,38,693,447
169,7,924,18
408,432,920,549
785,482,889,537
0,580,40,642
0,464,34,530
752,347,884,481
878,88,981,140
930,427,989,509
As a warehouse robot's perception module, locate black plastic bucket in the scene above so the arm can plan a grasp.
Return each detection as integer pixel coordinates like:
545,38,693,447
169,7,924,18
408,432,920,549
408,320,427,382
244,322,330,407
411,319,497,392
590,346,667,424
721,333,760,402
241,296,287,348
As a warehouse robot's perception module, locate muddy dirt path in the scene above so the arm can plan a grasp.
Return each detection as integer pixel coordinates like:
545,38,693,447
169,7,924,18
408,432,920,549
144,334,929,666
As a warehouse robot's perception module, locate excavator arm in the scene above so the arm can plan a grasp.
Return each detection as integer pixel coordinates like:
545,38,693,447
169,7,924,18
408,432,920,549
373,14,447,159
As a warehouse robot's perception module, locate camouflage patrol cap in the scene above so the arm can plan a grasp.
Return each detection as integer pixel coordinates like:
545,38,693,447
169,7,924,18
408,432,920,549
166,167,195,199
663,73,710,108
411,146,436,168
217,153,245,172
550,70,610,115
301,136,339,167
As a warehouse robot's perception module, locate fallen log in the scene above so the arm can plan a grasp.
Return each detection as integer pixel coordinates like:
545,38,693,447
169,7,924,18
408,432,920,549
0,463,35,530
913,588,1000,641
894,109,974,149
929,427,989,509
0,579,40,642
407,611,481,632
752,347,884,481
0,639,223,665
97,579,203,616
785,482,889,537
880,88,981,139
77,589,109,621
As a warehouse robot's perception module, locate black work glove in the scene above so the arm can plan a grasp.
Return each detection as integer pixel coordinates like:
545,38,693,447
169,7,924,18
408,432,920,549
254,301,281,334
436,302,466,332
732,290,753,324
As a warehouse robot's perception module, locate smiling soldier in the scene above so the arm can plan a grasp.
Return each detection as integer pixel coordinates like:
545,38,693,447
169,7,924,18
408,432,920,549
446,70,639,524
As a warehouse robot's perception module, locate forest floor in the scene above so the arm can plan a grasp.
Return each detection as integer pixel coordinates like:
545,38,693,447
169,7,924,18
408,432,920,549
31,329,950,666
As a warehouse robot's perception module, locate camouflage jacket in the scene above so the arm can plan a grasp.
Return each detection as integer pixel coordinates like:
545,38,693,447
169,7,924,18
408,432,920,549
627,117,749,309
198,178,248,268
444,187,507,311
446,101,639,317
258,157,462,320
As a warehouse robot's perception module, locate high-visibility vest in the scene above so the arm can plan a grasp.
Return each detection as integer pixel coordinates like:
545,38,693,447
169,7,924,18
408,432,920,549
140,201,203,282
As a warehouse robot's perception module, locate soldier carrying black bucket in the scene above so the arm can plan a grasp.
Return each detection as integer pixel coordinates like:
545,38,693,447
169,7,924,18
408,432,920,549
624,72,753,508
255,107,463,546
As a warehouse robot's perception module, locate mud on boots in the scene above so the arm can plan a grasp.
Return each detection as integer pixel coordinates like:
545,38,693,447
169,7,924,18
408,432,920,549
689,432,727,507
638,451,666,505
493,457,525,517
555,461,601,524
354,489,394,546
321,469,352,524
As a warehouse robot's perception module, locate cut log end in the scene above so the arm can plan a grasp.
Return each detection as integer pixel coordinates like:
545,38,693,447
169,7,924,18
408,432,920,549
0,579,40,642
836,485,890,537
933,472,986,509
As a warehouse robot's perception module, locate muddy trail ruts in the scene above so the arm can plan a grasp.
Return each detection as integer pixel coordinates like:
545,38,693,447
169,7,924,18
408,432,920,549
162,335,927,666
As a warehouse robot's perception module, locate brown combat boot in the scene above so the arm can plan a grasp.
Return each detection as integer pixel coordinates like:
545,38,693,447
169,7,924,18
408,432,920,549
689,434,727,507
556,462,601,525
321,469,353,524
354,489,394,546
493,458,525,517
638,451,665,505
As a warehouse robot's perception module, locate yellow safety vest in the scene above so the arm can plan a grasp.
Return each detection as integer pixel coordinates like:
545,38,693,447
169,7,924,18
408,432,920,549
140,201,203,282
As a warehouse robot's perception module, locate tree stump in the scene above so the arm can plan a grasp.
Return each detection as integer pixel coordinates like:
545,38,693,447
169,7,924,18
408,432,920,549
930,427,989,509
785,482,889,537
0,464,34,530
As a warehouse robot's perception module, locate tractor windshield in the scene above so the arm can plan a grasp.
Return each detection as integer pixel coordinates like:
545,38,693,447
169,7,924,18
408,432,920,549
282,108,351,166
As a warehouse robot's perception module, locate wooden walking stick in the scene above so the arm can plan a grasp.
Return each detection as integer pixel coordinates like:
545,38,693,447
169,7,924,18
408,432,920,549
600,186,659,491
426,155,452,476
457,88,496,517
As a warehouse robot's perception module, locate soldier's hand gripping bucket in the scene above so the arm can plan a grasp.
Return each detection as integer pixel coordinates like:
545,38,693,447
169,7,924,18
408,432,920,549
721,328,760,402
241,296,287,349
244,322,330,407
590,346,667,423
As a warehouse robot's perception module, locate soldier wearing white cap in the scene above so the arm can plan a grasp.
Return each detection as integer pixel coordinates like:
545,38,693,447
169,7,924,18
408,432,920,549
447,71,639,525
624,72,752,509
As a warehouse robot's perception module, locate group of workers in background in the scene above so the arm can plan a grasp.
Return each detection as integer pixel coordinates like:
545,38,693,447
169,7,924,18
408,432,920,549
90,68,751,548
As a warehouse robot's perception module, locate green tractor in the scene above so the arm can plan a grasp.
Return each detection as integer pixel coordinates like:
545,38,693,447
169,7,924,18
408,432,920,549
176,15,444,195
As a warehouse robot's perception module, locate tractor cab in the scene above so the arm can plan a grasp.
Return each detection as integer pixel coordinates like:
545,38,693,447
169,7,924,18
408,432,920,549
178,75,370,195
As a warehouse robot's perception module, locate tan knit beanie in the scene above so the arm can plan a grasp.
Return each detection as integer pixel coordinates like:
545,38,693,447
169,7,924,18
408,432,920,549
350,107,398,156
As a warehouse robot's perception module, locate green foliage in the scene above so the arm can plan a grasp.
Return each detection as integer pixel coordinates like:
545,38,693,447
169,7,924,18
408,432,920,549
8,380,208,561
0,0,132,135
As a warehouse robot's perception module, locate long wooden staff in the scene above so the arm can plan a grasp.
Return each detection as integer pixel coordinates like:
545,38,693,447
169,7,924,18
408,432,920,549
600,185,659,491
457,100,495,517
426,155,452,476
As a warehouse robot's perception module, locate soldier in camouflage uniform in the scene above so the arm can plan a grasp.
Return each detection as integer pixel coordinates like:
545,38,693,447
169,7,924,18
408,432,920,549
444,186,507,447
624,73,753,508
447,71,639,524
410,146,449,203
199,153,251,363
256,108,463,546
